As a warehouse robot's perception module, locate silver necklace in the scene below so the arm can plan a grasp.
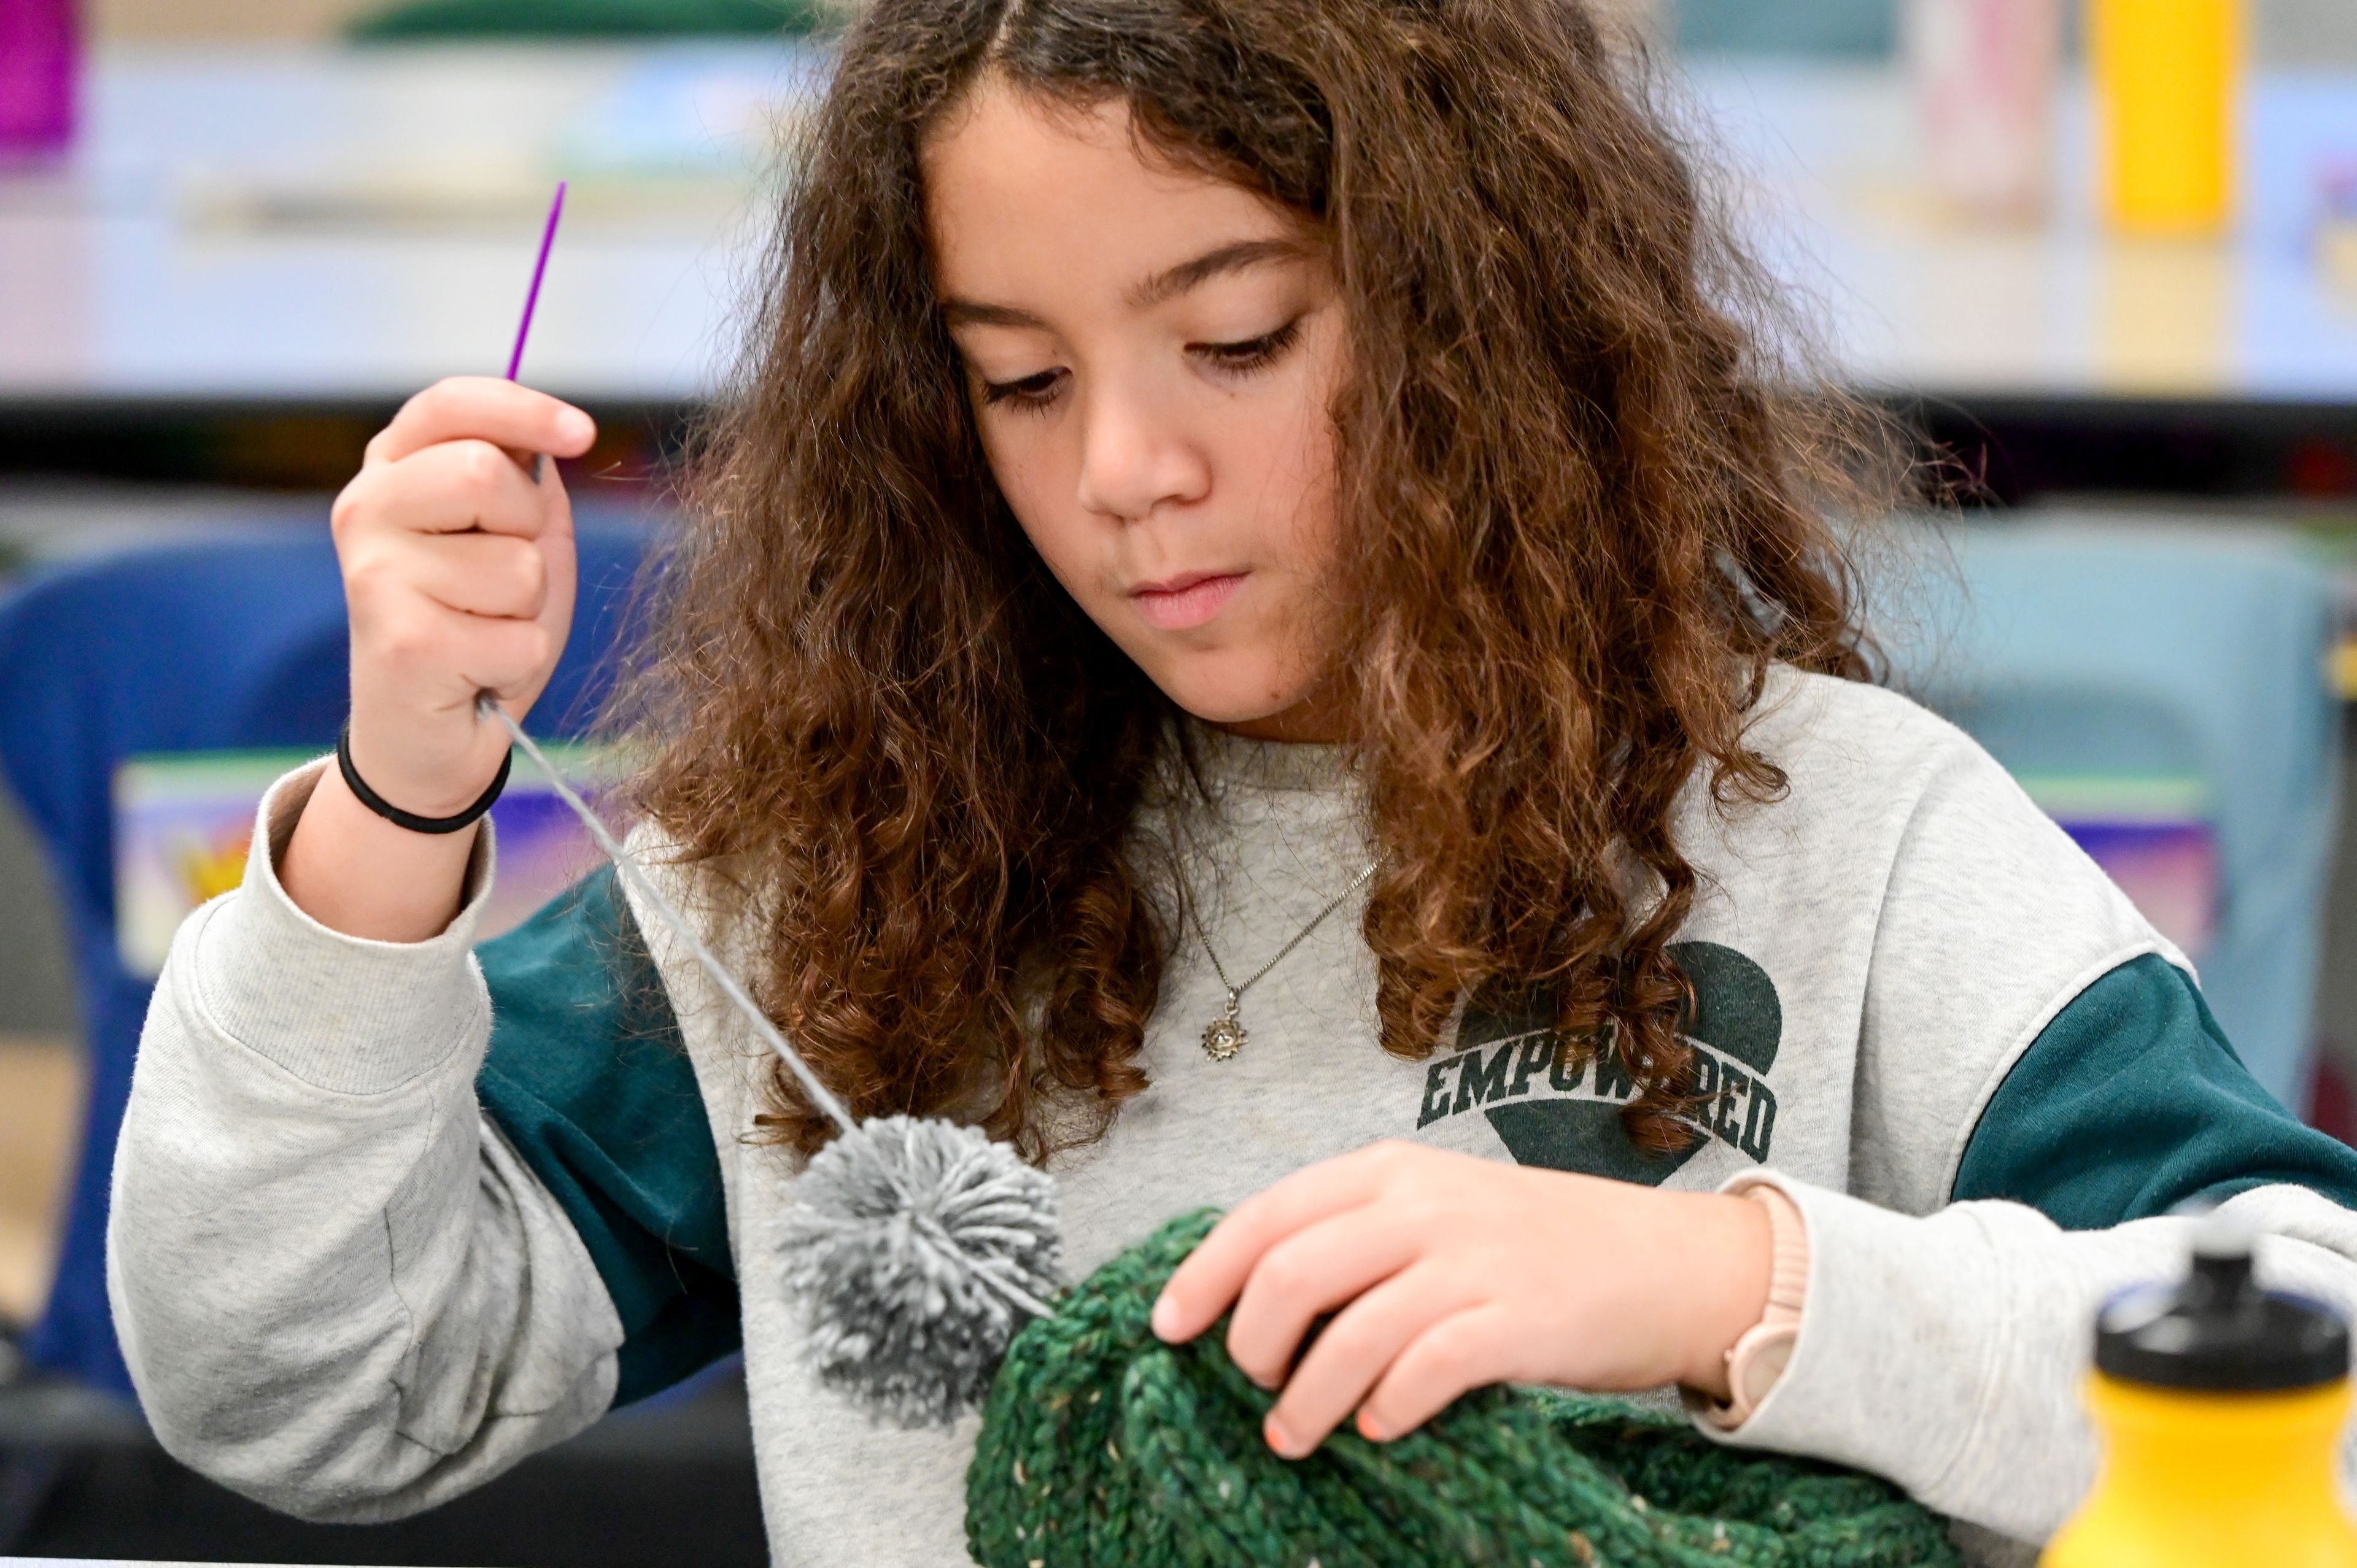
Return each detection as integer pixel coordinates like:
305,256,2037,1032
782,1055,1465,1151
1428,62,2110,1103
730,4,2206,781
1183,856,1383,1061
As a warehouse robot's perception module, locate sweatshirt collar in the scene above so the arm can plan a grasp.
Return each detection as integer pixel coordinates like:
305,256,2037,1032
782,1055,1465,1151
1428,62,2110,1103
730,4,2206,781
1179,719,1355,796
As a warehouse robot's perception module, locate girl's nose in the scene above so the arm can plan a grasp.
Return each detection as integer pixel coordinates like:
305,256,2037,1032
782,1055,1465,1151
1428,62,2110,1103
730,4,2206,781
1074,382,1212,523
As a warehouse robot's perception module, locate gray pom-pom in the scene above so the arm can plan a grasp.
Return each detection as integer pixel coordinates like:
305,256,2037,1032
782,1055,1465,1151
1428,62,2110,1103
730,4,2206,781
775,1115,1062,1427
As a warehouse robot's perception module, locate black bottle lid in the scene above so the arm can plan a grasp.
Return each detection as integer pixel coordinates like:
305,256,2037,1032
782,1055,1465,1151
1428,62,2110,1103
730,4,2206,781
2096,1211,2349,1393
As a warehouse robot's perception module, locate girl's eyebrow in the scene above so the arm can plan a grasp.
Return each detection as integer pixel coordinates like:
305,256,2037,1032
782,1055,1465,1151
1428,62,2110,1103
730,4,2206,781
942,298,1048,329
939,236,1311,330
1126,237,1310,308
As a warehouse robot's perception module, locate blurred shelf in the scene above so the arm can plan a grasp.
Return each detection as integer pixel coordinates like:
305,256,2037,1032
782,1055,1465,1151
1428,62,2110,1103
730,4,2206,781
0,46,2352,412
0,42,813,408
1682,60,2357,406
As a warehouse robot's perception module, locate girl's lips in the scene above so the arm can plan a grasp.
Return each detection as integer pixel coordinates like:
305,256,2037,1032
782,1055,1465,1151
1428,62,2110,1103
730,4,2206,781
1132,571,1245,631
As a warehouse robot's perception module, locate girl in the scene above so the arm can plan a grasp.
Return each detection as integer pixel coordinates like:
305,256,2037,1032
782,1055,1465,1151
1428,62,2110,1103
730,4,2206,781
111,0,2357,1562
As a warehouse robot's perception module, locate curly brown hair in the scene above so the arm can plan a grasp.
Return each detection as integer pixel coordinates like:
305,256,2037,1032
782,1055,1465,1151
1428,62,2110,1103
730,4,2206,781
624,0,1895,1161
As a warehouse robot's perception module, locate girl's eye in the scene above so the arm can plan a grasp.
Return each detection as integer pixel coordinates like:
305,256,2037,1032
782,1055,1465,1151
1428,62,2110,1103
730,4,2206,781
976,319,1302,411
981,367,1065,411
1193,318,1303,375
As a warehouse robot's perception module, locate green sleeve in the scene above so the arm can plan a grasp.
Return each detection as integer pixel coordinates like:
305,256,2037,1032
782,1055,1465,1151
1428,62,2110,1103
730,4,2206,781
1953,951,2357,1226
474,865,741,1406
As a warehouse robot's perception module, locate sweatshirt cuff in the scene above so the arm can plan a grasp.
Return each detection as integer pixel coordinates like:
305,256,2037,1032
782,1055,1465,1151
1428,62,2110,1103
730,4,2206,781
1682,1172,2016,1515
1687,1178,1808,1429
187,757,498,1096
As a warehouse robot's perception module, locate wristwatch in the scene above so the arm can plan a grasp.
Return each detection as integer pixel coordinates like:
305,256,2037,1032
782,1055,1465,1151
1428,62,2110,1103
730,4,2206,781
1703,1182,1809,1430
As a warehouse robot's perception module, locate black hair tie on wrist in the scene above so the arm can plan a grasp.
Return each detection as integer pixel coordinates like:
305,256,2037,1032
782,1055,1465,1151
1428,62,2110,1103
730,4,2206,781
336,720,511,835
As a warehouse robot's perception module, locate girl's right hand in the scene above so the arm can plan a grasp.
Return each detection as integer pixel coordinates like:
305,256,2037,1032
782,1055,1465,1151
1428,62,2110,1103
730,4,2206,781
331,377,597,817
280,379,597,943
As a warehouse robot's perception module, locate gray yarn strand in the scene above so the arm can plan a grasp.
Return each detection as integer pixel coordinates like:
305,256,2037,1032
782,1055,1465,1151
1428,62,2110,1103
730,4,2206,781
477,695,860,1135
479,696,1061,1332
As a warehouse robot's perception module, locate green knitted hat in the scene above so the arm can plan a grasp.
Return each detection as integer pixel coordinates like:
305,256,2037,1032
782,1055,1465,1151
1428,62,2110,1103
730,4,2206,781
969,1210,1963,1568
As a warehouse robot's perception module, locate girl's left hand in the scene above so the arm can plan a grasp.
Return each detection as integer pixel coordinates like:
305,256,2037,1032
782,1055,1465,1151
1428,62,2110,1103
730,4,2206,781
1149,1141,1773,1459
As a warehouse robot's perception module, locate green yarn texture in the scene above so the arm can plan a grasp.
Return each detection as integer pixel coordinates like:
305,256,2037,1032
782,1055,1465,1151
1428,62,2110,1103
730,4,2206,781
968,1210,1964,1568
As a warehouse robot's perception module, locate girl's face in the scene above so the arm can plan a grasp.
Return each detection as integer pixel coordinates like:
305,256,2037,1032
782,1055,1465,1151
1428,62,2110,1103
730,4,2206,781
925,85,1348,742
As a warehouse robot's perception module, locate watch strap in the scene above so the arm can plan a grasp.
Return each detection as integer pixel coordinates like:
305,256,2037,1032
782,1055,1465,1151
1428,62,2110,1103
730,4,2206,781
1704,1181,1809,1430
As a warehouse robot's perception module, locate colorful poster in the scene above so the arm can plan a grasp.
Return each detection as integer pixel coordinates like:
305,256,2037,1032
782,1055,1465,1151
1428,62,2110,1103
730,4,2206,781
2019,771,2218,959
112,752,2221,978
114,745,617,978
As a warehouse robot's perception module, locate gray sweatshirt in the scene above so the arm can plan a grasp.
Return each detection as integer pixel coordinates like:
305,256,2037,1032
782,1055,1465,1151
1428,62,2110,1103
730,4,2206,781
110,668,2357,1564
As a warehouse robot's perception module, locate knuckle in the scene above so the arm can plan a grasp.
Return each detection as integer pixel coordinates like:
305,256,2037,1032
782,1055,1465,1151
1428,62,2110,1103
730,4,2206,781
376,614,439,669
1255,1248,1313,1302
458,441,507,490
329,484,366,539
1411,1323,1482,1386
1360,1141,1418,1186
504,541,548,600
400,380,451,423
511,622,554,671
1316,1315,1381,1366
342,550,398,600
1392,1191,1451,1231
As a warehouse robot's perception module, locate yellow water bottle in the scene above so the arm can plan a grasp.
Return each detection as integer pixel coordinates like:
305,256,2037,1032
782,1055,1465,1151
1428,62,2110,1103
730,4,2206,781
2044,1215,2357,1567
2088,0,2244,234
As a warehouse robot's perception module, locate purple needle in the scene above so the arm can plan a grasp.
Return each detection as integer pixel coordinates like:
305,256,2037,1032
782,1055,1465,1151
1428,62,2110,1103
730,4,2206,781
505,180,567,381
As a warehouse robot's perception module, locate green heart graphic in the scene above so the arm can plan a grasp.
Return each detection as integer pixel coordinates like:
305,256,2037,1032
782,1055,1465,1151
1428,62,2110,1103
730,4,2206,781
1666,940,1780,1076
1463,942,1781,1183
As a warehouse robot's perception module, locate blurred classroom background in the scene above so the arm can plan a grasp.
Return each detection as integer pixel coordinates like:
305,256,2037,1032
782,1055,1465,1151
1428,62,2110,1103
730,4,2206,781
2,0,2356,1561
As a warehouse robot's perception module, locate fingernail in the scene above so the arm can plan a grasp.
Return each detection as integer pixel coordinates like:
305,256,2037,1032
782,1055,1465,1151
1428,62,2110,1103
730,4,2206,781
1358,1410,1389,1442
559,409,594,445
1150,1292,1180,1342
1264,1413,1301,1458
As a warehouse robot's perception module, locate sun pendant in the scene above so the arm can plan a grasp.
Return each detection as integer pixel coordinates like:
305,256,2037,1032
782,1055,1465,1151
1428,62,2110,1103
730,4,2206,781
1201,1010,1247,1061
